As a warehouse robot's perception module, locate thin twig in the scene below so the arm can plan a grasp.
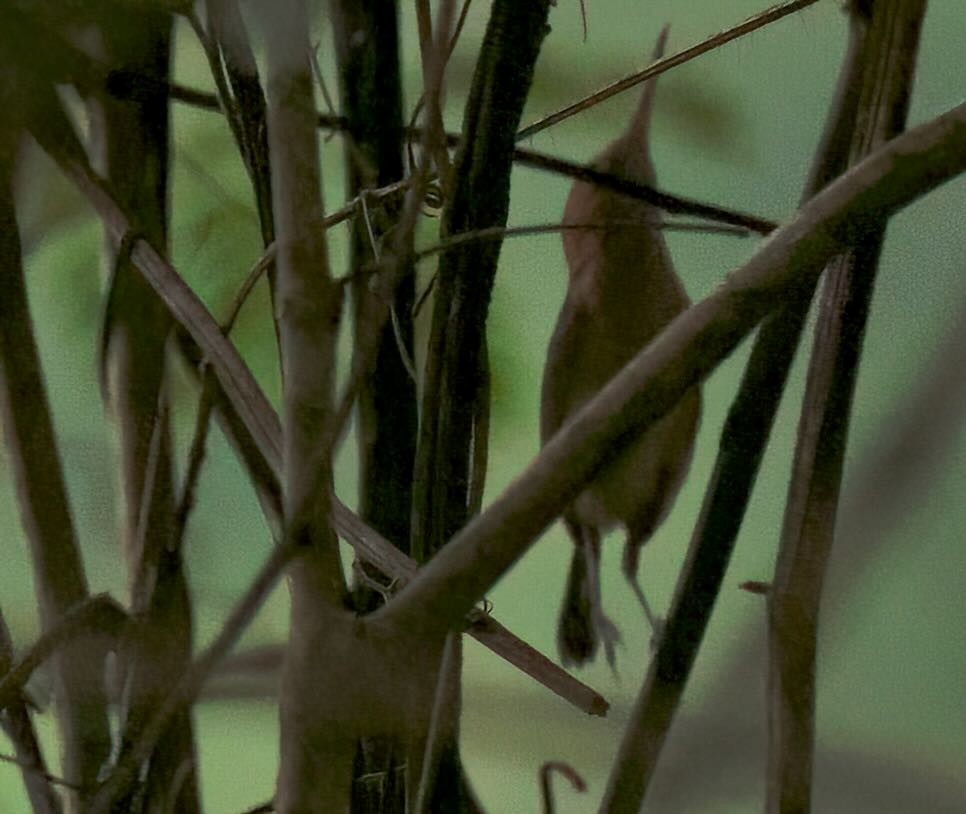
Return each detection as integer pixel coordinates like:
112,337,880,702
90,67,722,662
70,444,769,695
205,0,276,247
0,753,78,792
410,218,749,318
516,0,822,141
0,609,64,814
414,0,455,183
160,82,777,234
414,218,749,262
173,241,278,544
539,761,586,814
512,149,776,234
187,9,245,157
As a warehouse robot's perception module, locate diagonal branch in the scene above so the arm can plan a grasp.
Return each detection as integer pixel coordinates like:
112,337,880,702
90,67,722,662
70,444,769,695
0,101,113,804
598,5,874,807
373,100,966,641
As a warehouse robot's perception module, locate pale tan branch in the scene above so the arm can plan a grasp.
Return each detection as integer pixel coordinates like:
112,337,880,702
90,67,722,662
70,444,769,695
374,101,966,640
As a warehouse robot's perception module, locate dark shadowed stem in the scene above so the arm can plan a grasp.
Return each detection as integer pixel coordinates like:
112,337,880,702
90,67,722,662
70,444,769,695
203,0,276,249
511,150,776,235
413,633,460,814
767,3,927,810
326,0,453,460
329,1,420,810
409,5,551,811
0,115,112,808
330,0,417,602
412,0,552,558
597,6,874,809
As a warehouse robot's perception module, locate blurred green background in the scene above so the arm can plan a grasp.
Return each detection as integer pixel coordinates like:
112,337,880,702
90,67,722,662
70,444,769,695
2,1,965,811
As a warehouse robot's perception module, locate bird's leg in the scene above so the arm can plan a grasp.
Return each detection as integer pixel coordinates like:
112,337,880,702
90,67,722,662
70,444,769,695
581,527,622,669
623,537,664,650
625,573,664,650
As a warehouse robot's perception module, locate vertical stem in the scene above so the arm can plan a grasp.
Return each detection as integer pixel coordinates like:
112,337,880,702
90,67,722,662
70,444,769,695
206,0,276,249
767,3,927,811
260,3,348,811
87,9,200,812
407,2,550,809
600,7,872,810
330,2,417,809
330,0,416,598
412,0,552,558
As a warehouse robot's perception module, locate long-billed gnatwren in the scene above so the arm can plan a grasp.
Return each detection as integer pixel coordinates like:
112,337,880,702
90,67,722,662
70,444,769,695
541,27,700,667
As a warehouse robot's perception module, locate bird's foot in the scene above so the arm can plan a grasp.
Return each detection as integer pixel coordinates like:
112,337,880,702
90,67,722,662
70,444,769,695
591,604,623,671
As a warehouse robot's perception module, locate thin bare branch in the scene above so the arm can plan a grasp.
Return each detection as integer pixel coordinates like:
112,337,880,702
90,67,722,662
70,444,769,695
512,149,776,234
413,0,455,183
413,218,749,261
160,81,777,234
539,761,586,814
516,0,822,141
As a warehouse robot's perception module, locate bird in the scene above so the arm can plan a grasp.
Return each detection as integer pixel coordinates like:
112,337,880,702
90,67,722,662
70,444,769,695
540,26,700,668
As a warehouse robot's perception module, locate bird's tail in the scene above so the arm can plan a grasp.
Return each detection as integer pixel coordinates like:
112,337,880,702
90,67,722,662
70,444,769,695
557,542,597,667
